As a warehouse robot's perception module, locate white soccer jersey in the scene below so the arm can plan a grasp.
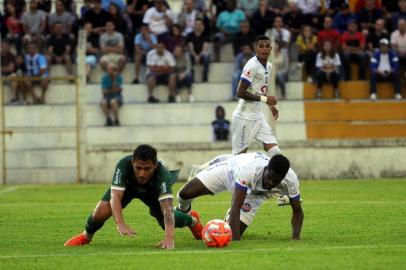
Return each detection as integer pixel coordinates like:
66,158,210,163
233,56,272,121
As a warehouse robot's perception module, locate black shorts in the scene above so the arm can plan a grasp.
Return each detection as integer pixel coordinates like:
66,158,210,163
148,73,171,85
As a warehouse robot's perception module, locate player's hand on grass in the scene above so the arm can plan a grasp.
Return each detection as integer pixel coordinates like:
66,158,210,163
270,105,279,120
266,96,278,106
156,238,175,250
116,223,135,237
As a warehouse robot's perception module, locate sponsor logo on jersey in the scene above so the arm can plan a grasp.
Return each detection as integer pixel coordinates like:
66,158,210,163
114,168,121,185
161,182,167,193
241,203,252,212
244,70,251,78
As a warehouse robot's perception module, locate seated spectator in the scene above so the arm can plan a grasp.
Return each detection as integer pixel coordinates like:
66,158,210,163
83,0,110,35
84,23,100,82
367,19,389,53
48,0,75,38
356,0,383,34
46,22,73,76
165,24,186,52
173,45,194,103
232,44,254,97
100,63,123,126
132,24,157,84
269,0,289,15
251,0,275,36
391,19,406,79
36,0,51,12
126,0,150,33
391,0,406,31
190,0,207,13
315,41,341,99
232,20,255,55
102,0,125,12
296,0,321,30
209,0,228,25
296,25,317,82
325,0,345,16
354,0,381,13
21,0,46,50
265,16,291,56
213,0,245,61
274,42,289,99
283,2,304,39
99,21,127,73
142,0,174,44
1,40,18,103
317,16,341,50
212,105,230,141
237,0,258,19
108,2,133,58
14,54,36,105
25,43,49,104
340,20,368,80
178,0,203,36
187,18,210,82
146,41,177,103
5,3,23,54
3,0,26,17
369,38,402,101
333,3,356,34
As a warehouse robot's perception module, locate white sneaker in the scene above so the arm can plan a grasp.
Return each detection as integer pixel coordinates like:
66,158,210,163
307,77,313,83
175,95,182,103
188,94,195,103
370,93,377,101
395,93,402,100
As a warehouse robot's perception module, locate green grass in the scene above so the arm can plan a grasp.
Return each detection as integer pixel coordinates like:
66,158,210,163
0,179,406,270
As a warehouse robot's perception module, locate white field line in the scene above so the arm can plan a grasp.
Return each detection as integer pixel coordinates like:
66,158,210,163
0,186,19,195
0,244,405,260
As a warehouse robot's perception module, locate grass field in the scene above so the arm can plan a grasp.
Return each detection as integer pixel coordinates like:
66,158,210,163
0,179,405,270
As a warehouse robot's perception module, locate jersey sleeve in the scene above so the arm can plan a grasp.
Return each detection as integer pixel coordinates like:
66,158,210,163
240,60,256,85
285,169,300,201
111,158,128,191
156,162,174,201
234,165,252,191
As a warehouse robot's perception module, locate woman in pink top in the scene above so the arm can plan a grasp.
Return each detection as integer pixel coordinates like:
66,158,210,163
5,3,23,54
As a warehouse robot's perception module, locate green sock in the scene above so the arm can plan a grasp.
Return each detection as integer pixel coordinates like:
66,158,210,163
85,213,105,235
174,210,193,228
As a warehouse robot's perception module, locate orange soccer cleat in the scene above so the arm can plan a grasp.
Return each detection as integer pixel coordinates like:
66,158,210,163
189,210,203,240
64,233,91,246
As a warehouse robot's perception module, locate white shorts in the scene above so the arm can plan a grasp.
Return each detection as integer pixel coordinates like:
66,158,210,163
224,194,265,226
195,163,234,194
231,115,277,155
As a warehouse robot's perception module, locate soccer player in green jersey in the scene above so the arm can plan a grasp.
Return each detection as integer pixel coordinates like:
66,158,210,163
64,144,203,249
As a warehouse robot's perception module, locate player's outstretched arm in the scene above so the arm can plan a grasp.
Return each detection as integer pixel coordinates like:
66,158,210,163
111,189,136,237
290,199,304,240
237,80,278,105
157,198,175,250
229,185,247,241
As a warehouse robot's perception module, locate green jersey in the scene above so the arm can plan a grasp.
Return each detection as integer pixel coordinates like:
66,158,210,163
110,155,174,201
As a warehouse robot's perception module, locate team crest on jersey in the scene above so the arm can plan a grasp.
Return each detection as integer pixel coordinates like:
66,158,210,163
241,203,252,212
244,70,251,78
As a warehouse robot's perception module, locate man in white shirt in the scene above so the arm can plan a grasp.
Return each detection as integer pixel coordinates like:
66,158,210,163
177,152,304,241
232,35,280,156
390,19,406,80
143,0,174,43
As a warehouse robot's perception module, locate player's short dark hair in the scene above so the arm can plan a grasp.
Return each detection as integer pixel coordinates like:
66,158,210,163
266,154,290,183
255,35,270,45
133,144,158,164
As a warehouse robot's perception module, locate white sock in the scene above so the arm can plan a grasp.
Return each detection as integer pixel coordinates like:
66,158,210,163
177,191,193,212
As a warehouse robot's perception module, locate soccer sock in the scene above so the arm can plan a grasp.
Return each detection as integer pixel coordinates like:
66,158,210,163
174,209,194,228
267,145,282,157
84,213,105,236
176,191,193,212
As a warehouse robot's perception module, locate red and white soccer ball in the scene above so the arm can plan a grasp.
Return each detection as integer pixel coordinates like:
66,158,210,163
202,219,232,248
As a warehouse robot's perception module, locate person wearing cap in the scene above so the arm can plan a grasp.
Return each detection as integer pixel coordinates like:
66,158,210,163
333,3,357,34
176,152,304,241
369,38,402,101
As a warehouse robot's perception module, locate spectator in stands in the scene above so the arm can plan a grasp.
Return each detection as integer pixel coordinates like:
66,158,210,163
126,0,150,33
391,0,406,31
3,0,26,18
265,16,291,56
296,0,321,30
132,23,157,84
296,25,317,82
36,0,51,13
83,0,110,35
333,3,356,34
367,18,389,53
48,0,75,37
317,16,341,50
354,0,381,13
209,0,228,24
283,1,304,39
100,63,123,126
274,42,289,99
99,20,126,74
269,0,289,15
369,38,402,101
5,3,23,54
315,41,341,99
250,0,274,36
356,0,383,34
390,19,406,80
191,0,208,13
102,0,125,12
47,22,73,76
25,43,49,104
85,23,100,82
187,18,210,82
325,0,345,16
237,0,258,19
232,44,254,97
232,20,255,55
178,0,203,36
340,19,368,80
213,0,245,62
14,53,35,105
108,3,133,60
146,40,177,103
173,45,194,103
165,24,186,52
1,40,18,104
21,0,46,50
212,105,230,141
142,0,174,44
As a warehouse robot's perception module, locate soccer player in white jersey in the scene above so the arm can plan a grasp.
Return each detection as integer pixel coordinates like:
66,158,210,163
177,153,304,241
232,35,281,157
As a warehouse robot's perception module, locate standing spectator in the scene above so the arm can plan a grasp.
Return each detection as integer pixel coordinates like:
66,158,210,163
142,0,174,44
265,16,291,55
83,0,110,35
296,0,321,29
146,41,177,103
48,0,75,36
340,19,368,80
1,40,18,104
283,2,304,39
333,3,356,34
232,44,254,97
296,25,317,82
173,45,194,103
46,22,73,76
84,23,100,82
274,42,289,99
391,19,406,78
369,38,401,101
5,3,24,54
100,63,123,126
367,18,389,53
212,105,230,141
317,16,341,50
237,0,258,19
178,0,203,36
213,0,246,62
21,0,46,49
25,43,49,104
187,18,210,82
132,24,157,84
356,0,383,34
315,41,341,99
250,0,274,35
232,20,255,55
165,24,186,53
391,0,406,31
99,21,127,73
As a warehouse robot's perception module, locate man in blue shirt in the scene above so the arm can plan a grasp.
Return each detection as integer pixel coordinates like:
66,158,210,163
132,24,157,84
25,43,49,104
101,63,123,126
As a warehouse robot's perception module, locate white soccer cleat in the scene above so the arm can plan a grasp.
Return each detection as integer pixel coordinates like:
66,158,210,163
370,93,377,101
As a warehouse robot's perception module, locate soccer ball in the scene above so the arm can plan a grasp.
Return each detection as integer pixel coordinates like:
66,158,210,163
202,219,232,248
